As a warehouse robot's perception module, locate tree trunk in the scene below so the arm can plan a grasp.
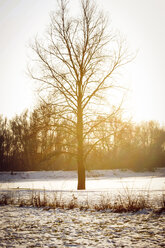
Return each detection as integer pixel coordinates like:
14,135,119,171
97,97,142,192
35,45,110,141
77,94,85,190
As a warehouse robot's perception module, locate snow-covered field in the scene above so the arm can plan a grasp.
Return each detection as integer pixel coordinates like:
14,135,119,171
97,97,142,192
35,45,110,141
0,169,165,247
0,168,165,191
0,169,164,203
0,205,165,247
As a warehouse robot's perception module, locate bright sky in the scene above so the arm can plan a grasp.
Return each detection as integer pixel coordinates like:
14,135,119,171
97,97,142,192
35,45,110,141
0,0,165,125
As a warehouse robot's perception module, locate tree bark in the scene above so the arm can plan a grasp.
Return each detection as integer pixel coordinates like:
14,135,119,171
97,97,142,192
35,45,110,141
77,90,85,190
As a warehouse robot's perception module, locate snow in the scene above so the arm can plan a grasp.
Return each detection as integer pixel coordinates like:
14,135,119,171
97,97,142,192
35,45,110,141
0,205,164,247
0,168,164,207
0,169,164,202
0,169,165,247
0,168,165,192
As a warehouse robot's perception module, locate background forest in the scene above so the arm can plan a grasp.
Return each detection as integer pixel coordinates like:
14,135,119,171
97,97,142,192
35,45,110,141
0,102,165,172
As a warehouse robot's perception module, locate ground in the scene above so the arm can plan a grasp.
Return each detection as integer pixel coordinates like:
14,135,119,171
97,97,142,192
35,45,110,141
0,205,165,248
0,169,165,247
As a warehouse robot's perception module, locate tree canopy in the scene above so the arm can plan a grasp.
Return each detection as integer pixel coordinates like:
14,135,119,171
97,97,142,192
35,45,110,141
29,0,132,189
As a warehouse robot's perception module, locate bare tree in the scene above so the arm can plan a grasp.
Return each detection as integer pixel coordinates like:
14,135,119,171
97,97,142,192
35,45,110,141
29,0,132,189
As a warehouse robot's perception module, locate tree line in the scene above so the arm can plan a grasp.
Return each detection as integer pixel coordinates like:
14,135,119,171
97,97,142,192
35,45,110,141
0,102,164,172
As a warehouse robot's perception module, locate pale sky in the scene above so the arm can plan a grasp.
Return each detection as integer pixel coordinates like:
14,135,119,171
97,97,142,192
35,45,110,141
0,0,165,125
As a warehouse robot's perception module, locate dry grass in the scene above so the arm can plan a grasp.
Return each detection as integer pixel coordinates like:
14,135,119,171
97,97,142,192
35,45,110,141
94,193,150,212
0,190,165,213
154,193,165,214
